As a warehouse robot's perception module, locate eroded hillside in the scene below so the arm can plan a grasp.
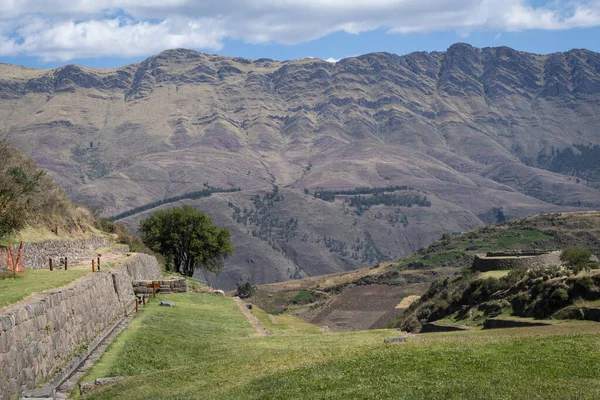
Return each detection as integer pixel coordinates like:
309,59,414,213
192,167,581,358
2,44,600,288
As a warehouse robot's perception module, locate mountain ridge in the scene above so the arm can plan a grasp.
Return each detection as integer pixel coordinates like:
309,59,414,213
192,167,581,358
1,43,599,289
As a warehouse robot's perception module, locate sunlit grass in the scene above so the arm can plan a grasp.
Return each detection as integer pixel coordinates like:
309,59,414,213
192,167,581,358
0,267,90,308
82,293,600,400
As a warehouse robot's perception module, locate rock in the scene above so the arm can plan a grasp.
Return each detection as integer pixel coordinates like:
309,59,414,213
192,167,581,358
384,337,406,344
159,301,175,307
80,376,127,395
210,289,225,296
246,303,253,310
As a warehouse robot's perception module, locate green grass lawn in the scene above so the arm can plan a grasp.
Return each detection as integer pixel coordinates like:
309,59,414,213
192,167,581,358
477,270,510,279
0,267,91,309
81,292,600,400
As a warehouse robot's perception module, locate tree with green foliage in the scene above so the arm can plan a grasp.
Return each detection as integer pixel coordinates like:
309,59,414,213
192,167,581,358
560,247,593,272
139,205,234,276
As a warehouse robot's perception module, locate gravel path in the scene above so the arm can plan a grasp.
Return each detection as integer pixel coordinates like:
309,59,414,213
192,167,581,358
232,297,269,336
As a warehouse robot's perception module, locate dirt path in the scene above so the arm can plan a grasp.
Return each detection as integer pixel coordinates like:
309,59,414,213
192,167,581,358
232,297,269,336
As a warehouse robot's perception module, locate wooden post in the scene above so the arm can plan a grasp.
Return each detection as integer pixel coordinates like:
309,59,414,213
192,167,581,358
97,256,101,271
14,242,23,273
49,258,53,271
135,298,139,313
55,223,59,235
92,259,95,272
65,256,68,271
142,296,146,305
147,282,159,298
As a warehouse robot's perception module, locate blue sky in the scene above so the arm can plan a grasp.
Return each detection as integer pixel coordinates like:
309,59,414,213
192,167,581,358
1,1,600,69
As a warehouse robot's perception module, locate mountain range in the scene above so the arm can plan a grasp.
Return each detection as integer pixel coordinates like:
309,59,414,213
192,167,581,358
1,43,599,289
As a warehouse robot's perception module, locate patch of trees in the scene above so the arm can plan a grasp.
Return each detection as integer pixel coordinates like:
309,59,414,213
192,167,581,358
139,205,233,276
346,193,431,215
311,186,429,215
536,144,600,188
323,232,389,263
109,185,241,221
312,185,413,202
373,210,409,227
72,143,112,180
228,186,299,256
478,207,506,225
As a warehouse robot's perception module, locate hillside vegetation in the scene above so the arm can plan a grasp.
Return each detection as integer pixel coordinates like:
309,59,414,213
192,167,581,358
247,211,600,332
0,138,92,243
396,211,600,332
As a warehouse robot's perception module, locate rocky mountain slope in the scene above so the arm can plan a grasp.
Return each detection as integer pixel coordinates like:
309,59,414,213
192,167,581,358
1,43,599,289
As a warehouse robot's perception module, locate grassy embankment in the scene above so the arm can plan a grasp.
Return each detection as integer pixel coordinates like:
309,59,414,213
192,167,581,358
0,258,126,309
0,240,131,309
0,268,90,309
81,292,600,400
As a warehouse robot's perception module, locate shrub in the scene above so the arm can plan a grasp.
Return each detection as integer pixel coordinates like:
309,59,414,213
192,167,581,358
553,306,585,320
560,247,593,272
569,276,596,299
237,280,253,299
503,268,528,286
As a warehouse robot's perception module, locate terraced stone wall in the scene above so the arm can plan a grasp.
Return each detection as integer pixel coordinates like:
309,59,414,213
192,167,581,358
473,251,562,272
0,253,161,400
0,235,110,270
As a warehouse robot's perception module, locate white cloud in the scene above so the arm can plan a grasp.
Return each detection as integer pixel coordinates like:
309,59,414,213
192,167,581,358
0,0,599,61
324,57,340,63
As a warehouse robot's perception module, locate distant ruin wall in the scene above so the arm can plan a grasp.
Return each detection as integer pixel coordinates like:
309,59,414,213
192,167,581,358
132,278,188,295
0,253,161,400
473,251,562,272
0,235,111,270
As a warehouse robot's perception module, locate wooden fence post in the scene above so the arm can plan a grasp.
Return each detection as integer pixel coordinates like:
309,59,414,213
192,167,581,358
97,256,101,271
92,259,95,272
65,256,68,271
135,298,139,313
49,258,53,271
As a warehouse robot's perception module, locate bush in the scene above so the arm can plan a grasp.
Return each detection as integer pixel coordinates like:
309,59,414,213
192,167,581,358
503,268,528,286
553,306,585,320
398,315,422,333
569,276,596,299
477,300,509,317
237,280,253,299
560,247,593,272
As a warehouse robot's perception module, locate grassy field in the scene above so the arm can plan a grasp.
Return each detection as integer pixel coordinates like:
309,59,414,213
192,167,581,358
0,256,123,309
0,267,91,309
81,292,600,400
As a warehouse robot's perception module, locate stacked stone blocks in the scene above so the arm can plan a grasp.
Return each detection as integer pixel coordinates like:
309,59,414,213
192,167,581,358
0,253,162,400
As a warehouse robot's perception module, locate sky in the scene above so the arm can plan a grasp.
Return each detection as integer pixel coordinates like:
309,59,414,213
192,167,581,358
1,0,600,69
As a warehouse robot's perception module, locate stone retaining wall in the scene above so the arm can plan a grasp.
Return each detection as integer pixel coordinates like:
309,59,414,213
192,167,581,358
482,318,551,329
120,254,162,281
473,251,562,272
420,322,468,333
0,253,161,400
132,278,188,295
0,235,110,270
